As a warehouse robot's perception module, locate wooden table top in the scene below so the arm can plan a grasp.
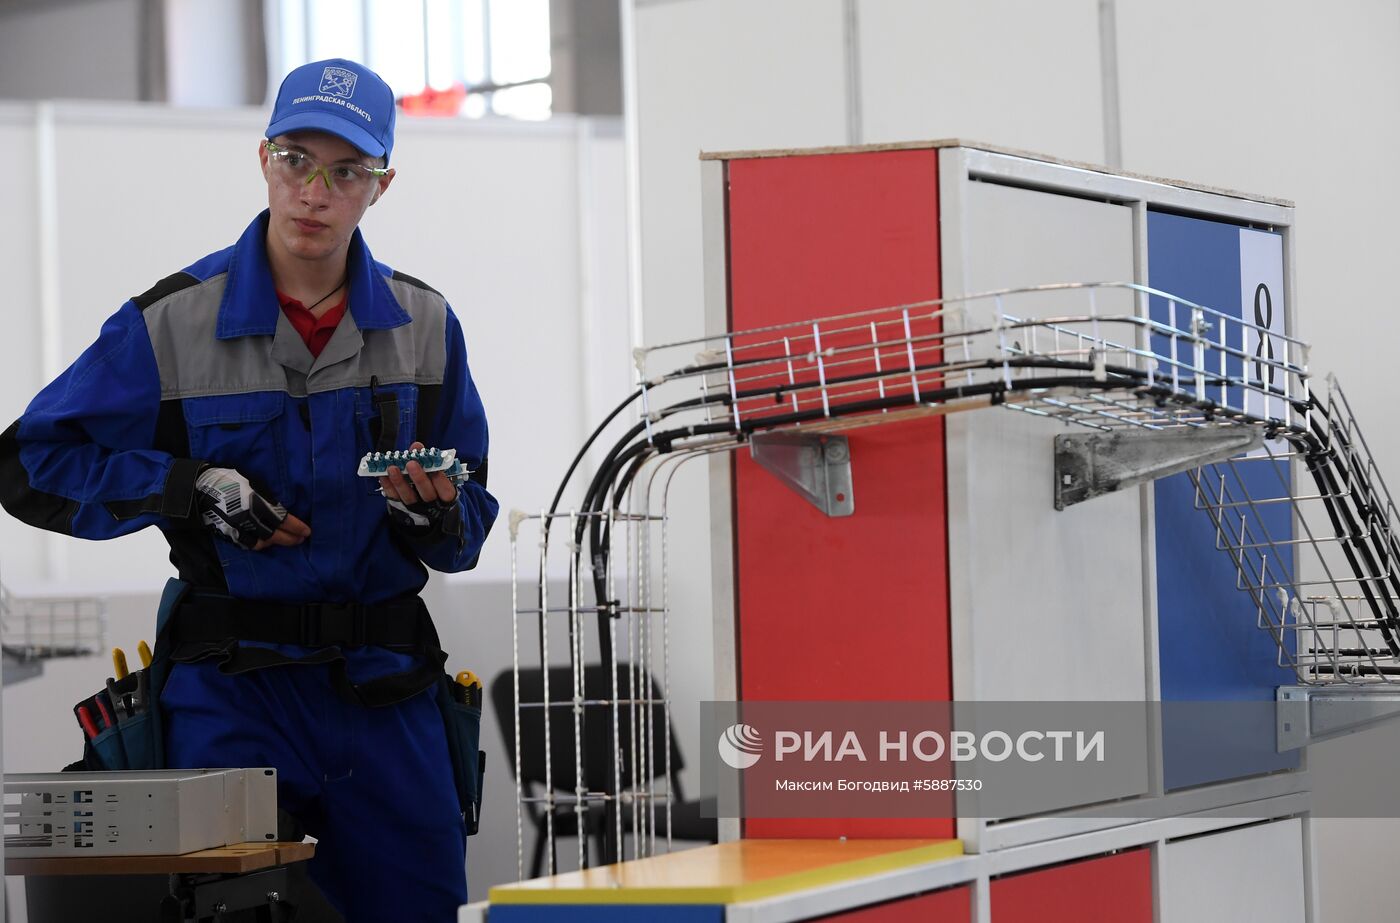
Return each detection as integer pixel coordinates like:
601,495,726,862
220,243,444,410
5,840,315,877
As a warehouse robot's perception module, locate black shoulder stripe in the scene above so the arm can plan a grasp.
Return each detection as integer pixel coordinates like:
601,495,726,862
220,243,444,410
0,420,79,535
153,399,190,458
131,271,201,311
390,270,443,298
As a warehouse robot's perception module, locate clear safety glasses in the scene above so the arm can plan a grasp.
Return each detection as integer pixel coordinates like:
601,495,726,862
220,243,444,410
264,140,389,195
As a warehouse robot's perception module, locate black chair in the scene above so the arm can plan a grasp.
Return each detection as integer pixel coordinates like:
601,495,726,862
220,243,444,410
491,663,717,878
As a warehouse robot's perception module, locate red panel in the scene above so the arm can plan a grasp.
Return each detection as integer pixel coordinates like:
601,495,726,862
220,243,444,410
807,885,970,922
990,849,1153,922
726,151,948,839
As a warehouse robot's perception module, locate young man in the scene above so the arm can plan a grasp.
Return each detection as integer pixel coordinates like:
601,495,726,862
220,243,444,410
0,59,497,921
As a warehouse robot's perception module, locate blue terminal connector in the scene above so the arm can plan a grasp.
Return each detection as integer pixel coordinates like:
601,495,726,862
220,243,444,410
357,447,464,478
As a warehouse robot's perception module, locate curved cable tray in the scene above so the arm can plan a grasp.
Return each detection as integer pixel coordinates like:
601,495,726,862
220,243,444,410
505,281,1394,877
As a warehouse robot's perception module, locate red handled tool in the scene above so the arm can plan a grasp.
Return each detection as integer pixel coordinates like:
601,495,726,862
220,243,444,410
76,706,99,740
93,696,114,730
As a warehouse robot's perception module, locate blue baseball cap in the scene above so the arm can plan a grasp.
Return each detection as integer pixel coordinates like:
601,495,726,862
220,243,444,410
266,58,397,162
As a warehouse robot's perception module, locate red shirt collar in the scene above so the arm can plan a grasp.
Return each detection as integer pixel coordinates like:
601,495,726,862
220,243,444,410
277,290,347,359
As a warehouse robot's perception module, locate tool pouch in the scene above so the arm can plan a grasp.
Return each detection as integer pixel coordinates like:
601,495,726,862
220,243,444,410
65,579,185,773
73,674,157,772
436,673,486,836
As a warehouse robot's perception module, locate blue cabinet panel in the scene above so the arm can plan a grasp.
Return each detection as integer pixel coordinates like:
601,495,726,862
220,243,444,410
1147,211,1299,789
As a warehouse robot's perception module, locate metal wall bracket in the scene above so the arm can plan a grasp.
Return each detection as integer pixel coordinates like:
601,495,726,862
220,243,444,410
749,433,854,517
1277,685,1400,751
1054,428,1263,510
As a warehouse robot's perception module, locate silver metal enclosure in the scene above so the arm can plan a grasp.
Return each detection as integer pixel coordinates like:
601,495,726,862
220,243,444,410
4,767,278,857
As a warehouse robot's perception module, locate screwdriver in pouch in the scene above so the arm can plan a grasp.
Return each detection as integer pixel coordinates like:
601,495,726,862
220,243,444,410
454,670,483,708
93,695,114,730
76,706,99,740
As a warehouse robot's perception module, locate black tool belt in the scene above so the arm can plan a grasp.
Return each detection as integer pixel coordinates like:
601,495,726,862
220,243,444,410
169,592,445,708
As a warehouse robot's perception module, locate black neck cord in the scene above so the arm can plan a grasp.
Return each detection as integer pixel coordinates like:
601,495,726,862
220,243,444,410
303,274,347,312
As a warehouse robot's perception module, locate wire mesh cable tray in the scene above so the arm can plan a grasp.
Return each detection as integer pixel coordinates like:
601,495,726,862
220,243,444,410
506,281,1400,880
0,582,107,663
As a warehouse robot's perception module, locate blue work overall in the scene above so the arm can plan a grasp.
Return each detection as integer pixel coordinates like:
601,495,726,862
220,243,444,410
0,211,499,922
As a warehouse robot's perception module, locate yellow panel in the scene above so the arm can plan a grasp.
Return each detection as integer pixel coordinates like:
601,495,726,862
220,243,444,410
488,838,964,905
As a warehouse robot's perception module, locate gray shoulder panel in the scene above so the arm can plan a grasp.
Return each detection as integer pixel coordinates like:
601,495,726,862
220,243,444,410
142,271,448,399
142,274,289,399
372,275,448,382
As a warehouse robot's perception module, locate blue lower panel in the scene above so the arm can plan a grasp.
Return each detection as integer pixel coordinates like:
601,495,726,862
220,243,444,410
489,905,725,923
1148,211,1299,790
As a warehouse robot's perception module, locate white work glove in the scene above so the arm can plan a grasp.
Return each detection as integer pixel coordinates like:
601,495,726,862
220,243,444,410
193,466,289,550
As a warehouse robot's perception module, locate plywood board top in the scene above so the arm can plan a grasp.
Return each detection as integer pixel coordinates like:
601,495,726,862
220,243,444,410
699,139,1293,208
5,840,314,876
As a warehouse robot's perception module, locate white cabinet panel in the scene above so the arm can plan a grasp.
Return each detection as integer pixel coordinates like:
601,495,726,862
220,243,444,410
949,180,1149,812
1161,817,1307,923
953,180,1144,703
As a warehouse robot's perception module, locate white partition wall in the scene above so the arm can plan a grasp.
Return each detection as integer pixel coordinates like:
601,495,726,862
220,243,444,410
0,106,44,585
856,0,1106,159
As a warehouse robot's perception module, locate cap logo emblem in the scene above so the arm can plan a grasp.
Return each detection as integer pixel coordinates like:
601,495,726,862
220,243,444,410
319,66,358,99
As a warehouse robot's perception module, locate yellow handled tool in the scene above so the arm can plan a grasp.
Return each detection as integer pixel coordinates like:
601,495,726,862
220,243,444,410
137,640,153,669
453,670,483,708
112,648,129,680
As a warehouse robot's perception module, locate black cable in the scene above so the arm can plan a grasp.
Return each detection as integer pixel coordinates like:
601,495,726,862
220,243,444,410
590,448,654,866
545,387,646,529
1296,406,1400,655
556,423,663,868
531,384,643,871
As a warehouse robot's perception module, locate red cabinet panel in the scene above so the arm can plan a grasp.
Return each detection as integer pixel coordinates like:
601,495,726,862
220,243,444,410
990,849,1153,922
725,150,949,838
807,885,971,922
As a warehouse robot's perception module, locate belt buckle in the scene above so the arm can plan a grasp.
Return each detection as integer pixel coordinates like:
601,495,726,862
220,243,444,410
327,603,363,647
305,603,364,647
298,605,321,646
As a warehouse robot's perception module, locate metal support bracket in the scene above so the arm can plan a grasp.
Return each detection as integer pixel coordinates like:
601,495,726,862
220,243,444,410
1277,685,1400,751
1054,428,1263,510
181,865,294,921
749,433,854,517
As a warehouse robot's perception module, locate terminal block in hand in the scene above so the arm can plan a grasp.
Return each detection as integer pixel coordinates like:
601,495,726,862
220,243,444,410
357,447,468,481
